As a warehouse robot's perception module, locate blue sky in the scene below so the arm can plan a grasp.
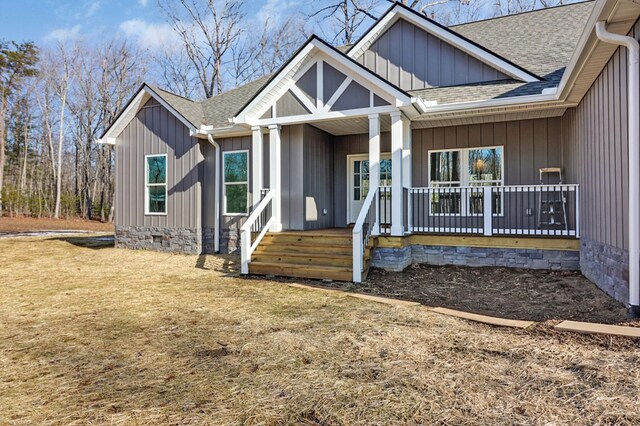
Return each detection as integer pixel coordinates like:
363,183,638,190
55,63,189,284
0,0,301,48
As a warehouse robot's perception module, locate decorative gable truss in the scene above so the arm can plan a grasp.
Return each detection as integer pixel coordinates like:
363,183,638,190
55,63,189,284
233,37,427,127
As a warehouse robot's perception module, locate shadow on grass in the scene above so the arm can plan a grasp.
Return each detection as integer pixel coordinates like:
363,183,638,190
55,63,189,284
48,235,115,250
195,253,240,276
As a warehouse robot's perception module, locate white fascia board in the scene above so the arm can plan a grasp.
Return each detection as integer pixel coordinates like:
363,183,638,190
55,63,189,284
234,42,316,124
556,0,617,100
348,6,540,83
143,86,198,134
235,38,414,126
255,105,399,126
420,93,561,114
198,124,252,139
311,41,412,105
99,85,198,145
98,90,149,145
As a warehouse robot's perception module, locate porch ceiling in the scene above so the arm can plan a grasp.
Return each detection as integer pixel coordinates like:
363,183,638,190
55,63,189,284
310,114,391,136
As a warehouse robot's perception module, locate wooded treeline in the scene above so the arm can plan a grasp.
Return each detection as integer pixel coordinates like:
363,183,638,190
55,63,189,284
0,0,571,221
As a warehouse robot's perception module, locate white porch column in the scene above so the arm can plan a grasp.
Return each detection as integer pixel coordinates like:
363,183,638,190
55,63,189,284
269,124,283,232
369,114,380,235
390,111,404,236
402,116,412,189
402,116,412,234
251,126,263,207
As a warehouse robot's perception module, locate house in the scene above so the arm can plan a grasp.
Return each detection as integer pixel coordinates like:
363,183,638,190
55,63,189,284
99,0,640,315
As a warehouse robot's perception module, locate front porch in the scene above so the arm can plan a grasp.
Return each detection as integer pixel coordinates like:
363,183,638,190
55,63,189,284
239,113,580,281
229,36,580,282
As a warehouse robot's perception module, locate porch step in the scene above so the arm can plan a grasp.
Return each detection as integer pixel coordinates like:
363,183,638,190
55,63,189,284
248,230,379,282
249,262,353,282
259,233,352,246
253,243,372,257
252,251,370,267
249,230,359,281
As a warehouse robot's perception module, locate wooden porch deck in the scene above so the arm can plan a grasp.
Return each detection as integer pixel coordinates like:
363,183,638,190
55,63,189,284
247,228,579,282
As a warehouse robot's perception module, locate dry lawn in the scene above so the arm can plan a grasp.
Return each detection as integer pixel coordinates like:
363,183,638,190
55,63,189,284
0,216,113,233
1,236,639,425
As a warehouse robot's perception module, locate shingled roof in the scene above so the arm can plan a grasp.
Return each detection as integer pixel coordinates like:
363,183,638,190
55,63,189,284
148,85,204,128
149,1,595,128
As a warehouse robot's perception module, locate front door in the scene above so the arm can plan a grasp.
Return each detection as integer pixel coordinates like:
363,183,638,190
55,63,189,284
348,154,392,224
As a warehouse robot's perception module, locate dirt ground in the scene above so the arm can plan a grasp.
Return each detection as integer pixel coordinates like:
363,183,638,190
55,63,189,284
1,236,639,425
0,216,113,233
315,264,631,324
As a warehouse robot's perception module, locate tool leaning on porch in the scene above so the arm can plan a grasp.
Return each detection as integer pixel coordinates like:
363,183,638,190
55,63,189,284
537,168,569,233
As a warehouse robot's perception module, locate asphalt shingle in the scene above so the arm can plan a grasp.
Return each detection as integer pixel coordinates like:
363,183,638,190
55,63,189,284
150,1,596,127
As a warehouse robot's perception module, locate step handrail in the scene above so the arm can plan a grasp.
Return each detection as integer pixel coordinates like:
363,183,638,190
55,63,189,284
352,187,378,283
240,189,275,274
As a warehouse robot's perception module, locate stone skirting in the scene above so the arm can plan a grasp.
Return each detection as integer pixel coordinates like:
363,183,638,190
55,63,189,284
115,226,202,255
116,226,241,255
372,244,581,272
220,228,240,254
580,238,629,305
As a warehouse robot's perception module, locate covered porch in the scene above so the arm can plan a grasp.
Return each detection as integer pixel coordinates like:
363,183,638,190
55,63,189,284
240,112,581,282
229,35,579,282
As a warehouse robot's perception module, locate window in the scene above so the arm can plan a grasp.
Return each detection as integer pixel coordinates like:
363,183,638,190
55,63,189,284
223,150,249,215
428,147,504,215
352,157,392,201
145,154,167,214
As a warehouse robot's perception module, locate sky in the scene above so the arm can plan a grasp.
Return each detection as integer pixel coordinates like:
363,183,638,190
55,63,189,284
0,0,304,50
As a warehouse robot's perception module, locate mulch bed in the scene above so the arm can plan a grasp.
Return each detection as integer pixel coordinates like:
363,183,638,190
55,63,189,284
318,264,632,324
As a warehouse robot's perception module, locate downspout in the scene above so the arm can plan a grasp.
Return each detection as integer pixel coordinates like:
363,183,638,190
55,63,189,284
595,21,640,316
206,134,221,253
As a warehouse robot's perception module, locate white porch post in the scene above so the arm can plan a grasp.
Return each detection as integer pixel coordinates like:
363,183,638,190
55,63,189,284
269,124,283,232
390,111,404,236
251,126,263,207
402,115,412,233
369,113,380,235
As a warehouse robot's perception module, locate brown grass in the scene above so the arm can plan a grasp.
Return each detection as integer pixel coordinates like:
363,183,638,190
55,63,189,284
1,236,639,425
0,216,114,233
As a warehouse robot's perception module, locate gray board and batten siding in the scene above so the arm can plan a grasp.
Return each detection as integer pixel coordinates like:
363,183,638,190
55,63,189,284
115,98,203,230
355,18,510,91
558,21,640,303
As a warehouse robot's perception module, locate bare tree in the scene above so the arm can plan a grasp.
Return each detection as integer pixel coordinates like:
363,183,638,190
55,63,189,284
155,47,200,98
229,15,306,86
49,44,76,219
158,0,246,98
67,40,146,220
308,0,380,45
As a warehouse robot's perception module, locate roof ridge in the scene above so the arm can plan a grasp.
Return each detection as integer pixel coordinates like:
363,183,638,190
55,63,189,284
203,74,273,104
450,0,594,28
148,84,198,103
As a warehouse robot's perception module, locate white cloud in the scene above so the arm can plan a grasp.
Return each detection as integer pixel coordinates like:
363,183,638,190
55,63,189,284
257,0,299,25
45,25,82,42
119,19,179,51
86,1,101,17
138,0,149,7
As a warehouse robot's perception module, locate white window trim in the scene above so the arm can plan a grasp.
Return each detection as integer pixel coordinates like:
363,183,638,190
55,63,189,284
144,153,168,216
223,149,250,217
427,146,505,217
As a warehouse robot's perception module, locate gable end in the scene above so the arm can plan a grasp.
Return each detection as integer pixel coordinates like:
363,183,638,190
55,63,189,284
356,18,511,90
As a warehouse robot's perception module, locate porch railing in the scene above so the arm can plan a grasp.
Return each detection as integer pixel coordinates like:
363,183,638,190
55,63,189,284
353,186,378,282
240,189,275,274
407,184,579,237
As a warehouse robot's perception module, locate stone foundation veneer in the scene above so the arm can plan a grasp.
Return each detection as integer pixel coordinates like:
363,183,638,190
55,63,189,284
372,244,581,273
115,226,202,255
116,226,241,255
580,238,629,305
